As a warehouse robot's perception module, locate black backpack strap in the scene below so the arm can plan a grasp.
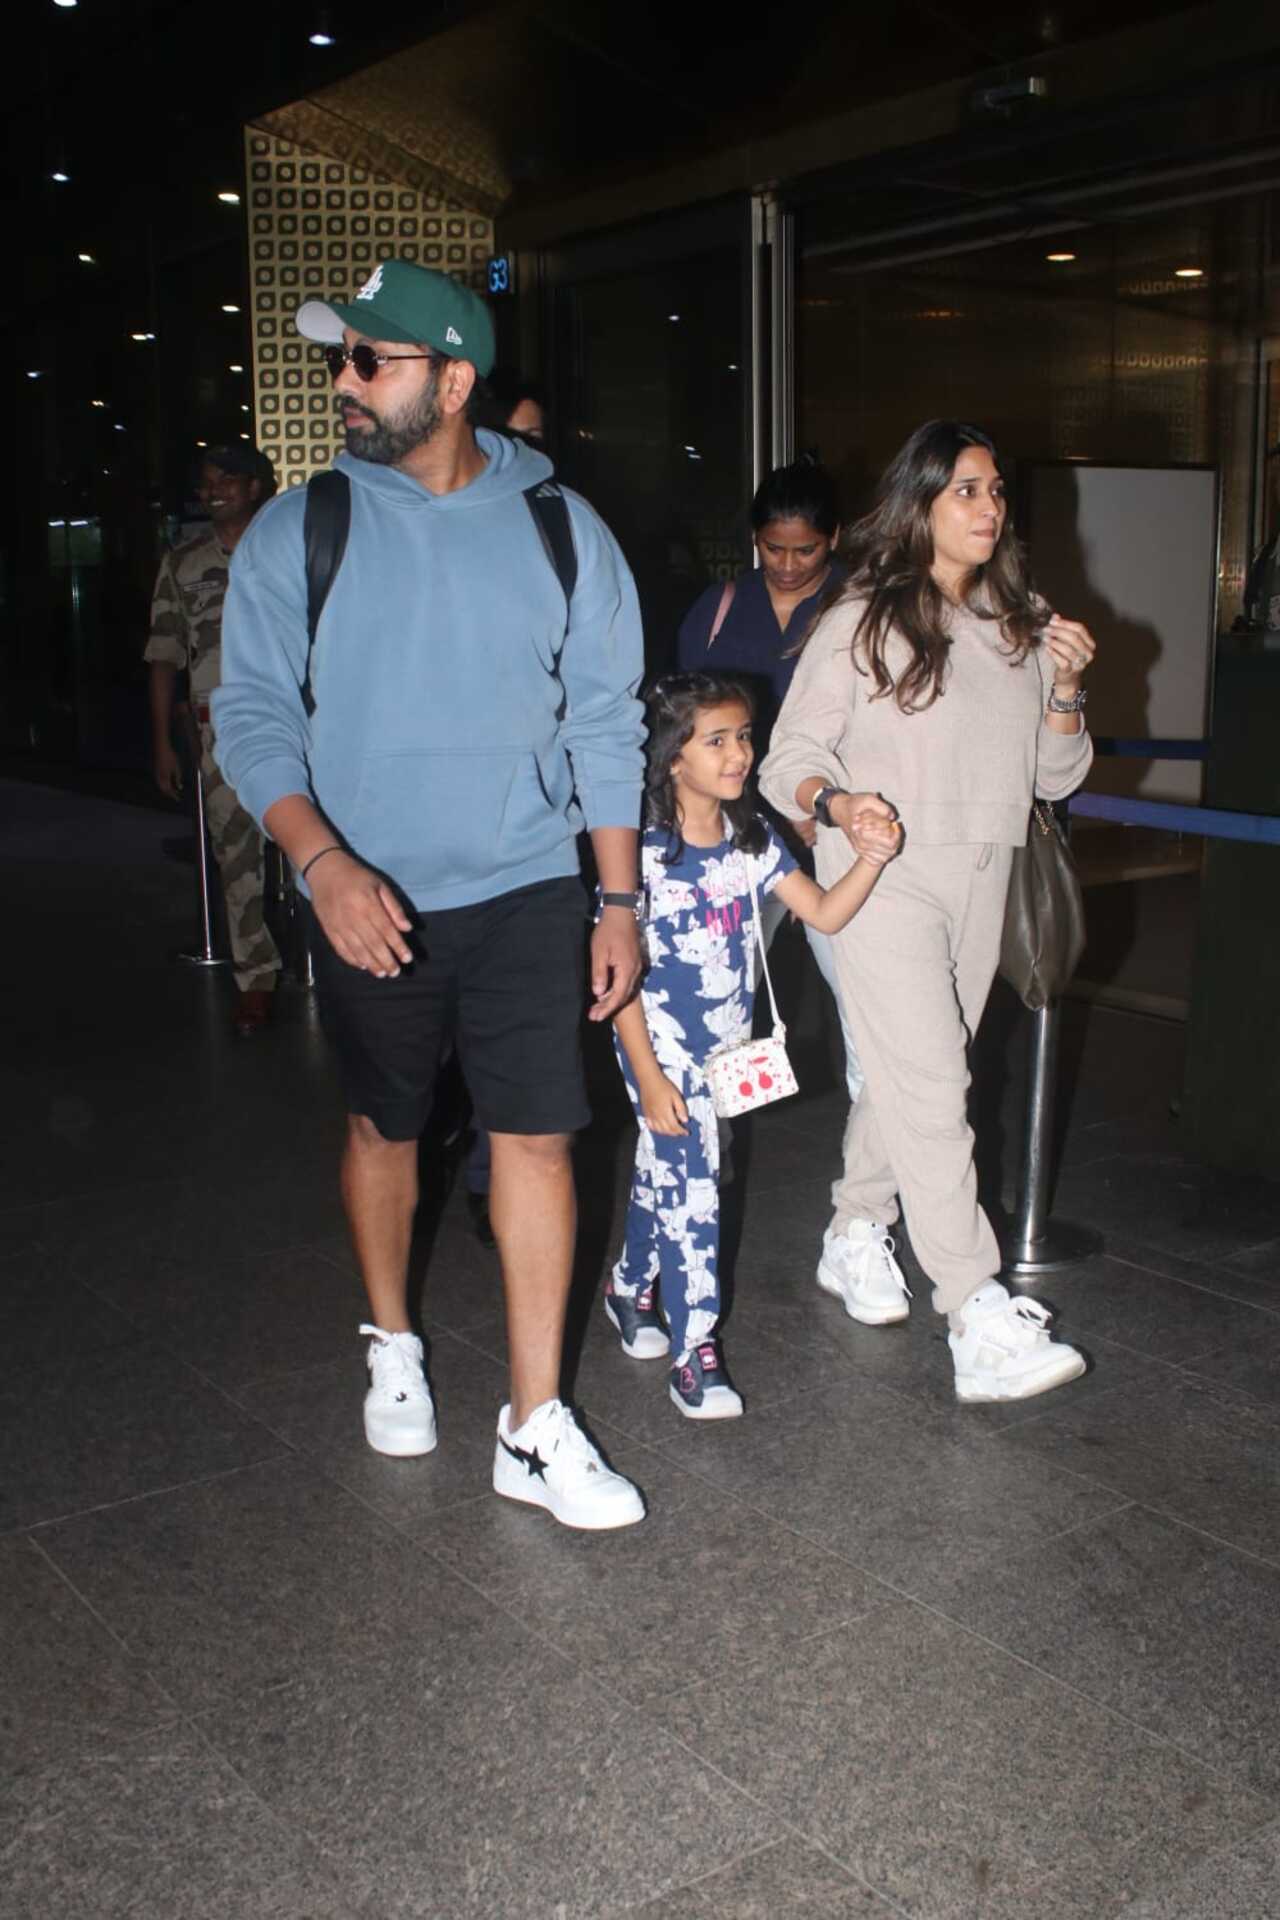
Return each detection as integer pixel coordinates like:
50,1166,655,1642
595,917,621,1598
301,469,351,717
523,481,577,613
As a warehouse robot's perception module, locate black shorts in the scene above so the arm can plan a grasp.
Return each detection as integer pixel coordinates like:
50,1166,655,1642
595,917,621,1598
309,876,591,1141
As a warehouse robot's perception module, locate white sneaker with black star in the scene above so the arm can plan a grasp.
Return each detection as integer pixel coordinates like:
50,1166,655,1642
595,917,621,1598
359,1324,437,1457
949,1282,1086,1403
492,1399,645,1530
817,1221,912,1325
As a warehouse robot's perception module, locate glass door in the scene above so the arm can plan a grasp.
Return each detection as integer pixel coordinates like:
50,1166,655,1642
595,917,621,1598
542,200,756,674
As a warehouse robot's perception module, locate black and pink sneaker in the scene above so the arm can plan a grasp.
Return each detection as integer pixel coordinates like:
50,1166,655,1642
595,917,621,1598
669,1341,744,1421
604,1279,670,1360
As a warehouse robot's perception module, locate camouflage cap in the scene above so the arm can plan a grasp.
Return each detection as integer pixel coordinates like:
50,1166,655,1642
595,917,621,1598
296,259,496,376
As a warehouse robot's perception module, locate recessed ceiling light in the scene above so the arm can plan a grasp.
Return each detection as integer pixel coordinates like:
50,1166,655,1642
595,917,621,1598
91,399,106,408
229,363,244,372
51,170,70,184
196,440,208,448
77,251,95,264
1046,251,1076,263
217,191,241,205
130,331,156,342
53,2,79,10
668,313,680,322
241,404,250,413
240,432,251,440
221,303,241,313
26,370,43,380
113,423,126,432
1174,266,1204,279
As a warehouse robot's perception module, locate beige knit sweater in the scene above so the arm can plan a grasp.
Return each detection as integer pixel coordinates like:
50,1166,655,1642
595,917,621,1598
759,595,1093,846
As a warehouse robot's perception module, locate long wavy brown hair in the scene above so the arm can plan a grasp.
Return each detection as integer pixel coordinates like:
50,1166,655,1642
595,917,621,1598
813,420,1043,713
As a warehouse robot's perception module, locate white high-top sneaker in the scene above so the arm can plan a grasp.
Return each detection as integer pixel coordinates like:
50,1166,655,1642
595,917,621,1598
359,1324,437,1456
949,1283,1086,1403
817,1221,912,1325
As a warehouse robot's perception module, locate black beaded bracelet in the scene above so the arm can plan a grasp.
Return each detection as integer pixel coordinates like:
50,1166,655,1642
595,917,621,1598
301,844,343,881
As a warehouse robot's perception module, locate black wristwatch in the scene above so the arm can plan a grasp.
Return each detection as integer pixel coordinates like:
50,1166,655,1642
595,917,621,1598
812,786,848,829
599,891,641,911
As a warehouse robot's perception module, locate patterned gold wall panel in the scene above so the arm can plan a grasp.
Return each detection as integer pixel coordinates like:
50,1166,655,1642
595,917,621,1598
244,128,494,490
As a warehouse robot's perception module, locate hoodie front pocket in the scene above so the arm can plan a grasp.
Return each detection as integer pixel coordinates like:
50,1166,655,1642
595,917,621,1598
343,748,562,897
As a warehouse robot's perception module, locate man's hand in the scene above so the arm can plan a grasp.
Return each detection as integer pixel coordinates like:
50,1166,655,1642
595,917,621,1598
308,851,414,978
639,1070,689,1136
588,906,642,1023
153,745,184,801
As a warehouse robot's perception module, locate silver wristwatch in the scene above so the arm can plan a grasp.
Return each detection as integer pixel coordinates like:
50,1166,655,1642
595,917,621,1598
1047,687,1088,714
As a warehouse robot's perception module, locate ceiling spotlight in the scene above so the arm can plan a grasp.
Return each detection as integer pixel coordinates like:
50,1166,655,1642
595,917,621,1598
130,331,155,342
308,9,336,45
241,404,250,413
727,363,739,372
77,251,95,264
229,363,245,372
26,370,43,380
240,431,251,440
221,303,241,313
668,313,681,322
217,190,241,205
1046,251,1076,263
53,1,79,9
196,439,208,448
51,169,70,183
91,398,106,408
1174,266,1204,279
113,423,126,432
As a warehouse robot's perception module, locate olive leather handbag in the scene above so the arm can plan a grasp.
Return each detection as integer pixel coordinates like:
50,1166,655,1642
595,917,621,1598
999,799,1086,1011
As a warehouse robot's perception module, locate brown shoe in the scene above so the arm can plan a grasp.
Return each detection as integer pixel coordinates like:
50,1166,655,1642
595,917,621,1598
233,988,273,1037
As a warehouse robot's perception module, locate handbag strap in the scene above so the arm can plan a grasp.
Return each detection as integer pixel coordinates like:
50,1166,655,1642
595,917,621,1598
708,578,736,646
743,852,785,1034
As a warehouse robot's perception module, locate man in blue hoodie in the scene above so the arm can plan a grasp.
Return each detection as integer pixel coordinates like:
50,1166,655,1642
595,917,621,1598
215,260,647,1531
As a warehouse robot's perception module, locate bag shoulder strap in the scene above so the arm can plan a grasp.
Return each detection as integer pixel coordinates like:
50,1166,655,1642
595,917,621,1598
523,480,577,612
743,847,785,1036
299,470,577,721
302,469,351,718
708,577,736,647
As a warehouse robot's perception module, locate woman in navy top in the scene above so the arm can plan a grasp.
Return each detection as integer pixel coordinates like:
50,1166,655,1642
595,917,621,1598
677,459,863,1105
677,458,846,758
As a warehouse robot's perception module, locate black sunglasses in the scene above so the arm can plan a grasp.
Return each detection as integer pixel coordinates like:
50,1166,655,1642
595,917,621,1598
323,343,440,382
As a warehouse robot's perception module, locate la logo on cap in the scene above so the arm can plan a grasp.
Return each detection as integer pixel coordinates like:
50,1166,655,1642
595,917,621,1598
356,264,385,302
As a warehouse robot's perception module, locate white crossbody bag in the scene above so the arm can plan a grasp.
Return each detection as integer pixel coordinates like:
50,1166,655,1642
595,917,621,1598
704,854,799,1119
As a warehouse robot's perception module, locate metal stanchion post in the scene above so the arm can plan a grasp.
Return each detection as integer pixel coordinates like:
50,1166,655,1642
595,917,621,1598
1002,1000,1102,1274
177,766,230,969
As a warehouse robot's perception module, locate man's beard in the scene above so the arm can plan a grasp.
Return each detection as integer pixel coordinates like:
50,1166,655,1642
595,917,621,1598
341,373,442,465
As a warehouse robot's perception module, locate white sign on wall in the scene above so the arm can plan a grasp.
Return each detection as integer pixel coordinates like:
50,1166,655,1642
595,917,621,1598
1023,463,1219,804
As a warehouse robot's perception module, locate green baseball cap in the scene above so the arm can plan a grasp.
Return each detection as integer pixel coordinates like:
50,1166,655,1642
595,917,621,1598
296,259,496,376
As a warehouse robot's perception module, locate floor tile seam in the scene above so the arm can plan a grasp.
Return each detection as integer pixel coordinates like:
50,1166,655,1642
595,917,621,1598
1117,1499,1280,1577
605,1834,913,1920
11,1451,296,1539
1102,1250,1280,1323
179,1705,376,1897
869,1578,1280,1806
22,1530,194,1727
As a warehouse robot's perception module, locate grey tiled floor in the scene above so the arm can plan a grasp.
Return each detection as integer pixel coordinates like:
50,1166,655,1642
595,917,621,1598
5,780,1280,1919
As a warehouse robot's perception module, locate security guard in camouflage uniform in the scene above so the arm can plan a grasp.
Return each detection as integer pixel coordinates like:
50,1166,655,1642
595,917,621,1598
145,444,282,1035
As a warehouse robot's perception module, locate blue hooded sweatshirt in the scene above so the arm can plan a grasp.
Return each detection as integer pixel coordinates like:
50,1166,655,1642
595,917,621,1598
212,431,645,912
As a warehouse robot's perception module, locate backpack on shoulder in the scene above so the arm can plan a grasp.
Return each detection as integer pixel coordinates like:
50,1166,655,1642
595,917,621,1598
299,469,578,717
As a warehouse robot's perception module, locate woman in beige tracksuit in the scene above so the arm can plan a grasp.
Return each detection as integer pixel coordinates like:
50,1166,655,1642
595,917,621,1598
760,419,1096,1404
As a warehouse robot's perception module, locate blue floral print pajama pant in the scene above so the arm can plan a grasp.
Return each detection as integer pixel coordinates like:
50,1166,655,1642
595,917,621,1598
611,1053,722,1366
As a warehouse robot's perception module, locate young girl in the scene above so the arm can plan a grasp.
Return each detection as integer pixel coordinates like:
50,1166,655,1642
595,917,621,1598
604,671,900,1420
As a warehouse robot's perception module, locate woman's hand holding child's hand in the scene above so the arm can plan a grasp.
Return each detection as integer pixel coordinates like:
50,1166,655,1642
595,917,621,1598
640,1071,690,1136
850,813,903,868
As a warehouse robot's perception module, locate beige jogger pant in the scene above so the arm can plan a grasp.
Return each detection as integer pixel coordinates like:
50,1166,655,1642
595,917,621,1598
822,839,1014,1316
